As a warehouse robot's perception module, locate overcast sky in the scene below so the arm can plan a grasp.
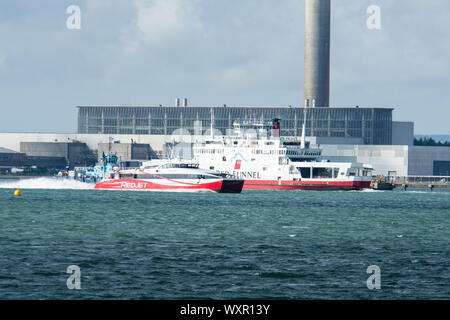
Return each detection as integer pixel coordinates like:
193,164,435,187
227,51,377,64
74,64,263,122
0,0,449,134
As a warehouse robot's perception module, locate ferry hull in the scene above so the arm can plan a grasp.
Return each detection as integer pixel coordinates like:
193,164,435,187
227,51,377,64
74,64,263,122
242,179,371,191
94,179,244,193
220,179,246,193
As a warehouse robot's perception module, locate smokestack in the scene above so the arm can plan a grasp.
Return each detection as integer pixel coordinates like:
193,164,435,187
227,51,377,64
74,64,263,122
175,98,181,107
183,98,188,107
272,118,281,138
304,0,330,108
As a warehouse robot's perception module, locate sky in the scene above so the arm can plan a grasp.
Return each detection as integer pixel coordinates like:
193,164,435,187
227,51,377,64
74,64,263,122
0,0,449,134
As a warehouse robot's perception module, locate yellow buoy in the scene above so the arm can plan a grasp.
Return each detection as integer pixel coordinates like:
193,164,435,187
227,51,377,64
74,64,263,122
14,189,21,196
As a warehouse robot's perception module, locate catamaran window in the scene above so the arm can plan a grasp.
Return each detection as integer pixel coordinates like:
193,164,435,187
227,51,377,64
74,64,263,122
312,167,333,179
283,141,301,146
160,163,199,169
333,168,340,178
298,167,311,178
119,173,135,179
210,166,215,170
136,174,155,179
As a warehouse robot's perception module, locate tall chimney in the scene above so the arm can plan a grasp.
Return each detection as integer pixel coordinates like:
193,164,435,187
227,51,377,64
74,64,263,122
304,0,330,108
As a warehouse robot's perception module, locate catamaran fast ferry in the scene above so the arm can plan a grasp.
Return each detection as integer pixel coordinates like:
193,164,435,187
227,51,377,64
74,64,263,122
192,120,373,190
94,159,244,193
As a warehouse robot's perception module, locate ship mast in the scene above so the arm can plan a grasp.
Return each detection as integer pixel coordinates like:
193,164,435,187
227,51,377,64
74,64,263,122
210,108,215,139
301,100,308,149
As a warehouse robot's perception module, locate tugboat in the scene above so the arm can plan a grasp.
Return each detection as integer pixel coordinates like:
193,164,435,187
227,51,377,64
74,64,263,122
94,159,244,193
370,176,395,190
73,153,119,183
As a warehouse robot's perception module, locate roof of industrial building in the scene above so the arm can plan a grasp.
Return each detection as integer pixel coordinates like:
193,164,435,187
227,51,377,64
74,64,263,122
77,105,394,110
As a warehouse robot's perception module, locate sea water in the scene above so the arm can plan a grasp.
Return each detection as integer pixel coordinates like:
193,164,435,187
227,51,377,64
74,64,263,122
0,178,449,299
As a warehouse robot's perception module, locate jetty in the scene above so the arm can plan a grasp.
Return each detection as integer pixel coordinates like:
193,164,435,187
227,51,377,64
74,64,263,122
385,176,450,191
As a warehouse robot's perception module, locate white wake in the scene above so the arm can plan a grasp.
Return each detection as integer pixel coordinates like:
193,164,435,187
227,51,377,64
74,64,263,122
0,177,94,190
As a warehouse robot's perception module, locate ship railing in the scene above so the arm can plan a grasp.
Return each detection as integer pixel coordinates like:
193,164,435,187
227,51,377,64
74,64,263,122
286,149,321,156
281,137,302,142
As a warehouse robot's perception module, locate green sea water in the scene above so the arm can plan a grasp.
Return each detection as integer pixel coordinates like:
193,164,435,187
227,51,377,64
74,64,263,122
0,178,449,299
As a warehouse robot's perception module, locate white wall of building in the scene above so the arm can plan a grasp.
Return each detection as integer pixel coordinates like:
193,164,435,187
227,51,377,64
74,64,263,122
319,144,409,176
0,133,167,154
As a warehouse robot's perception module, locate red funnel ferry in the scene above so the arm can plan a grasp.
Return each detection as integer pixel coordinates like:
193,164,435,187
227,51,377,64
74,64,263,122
193,119,373,191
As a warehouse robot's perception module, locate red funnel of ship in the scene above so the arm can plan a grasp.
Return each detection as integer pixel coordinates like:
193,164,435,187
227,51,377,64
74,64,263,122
272,118,281,138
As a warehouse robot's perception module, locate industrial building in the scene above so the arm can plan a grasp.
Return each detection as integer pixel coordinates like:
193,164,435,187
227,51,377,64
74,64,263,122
77,106,393,145
20,141,96,168
0,147,66,172
97,142,157,162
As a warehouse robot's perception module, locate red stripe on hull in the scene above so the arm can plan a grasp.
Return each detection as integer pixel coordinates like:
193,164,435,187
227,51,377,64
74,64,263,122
243,179,371,190
95,179,224,191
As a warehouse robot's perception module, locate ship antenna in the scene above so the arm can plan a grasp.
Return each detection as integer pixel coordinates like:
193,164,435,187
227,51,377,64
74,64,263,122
301,99,309,149
210,108,215,138
210,119,214,138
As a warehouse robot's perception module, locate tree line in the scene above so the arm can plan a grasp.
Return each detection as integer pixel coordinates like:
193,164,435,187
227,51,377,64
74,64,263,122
414,137,450,147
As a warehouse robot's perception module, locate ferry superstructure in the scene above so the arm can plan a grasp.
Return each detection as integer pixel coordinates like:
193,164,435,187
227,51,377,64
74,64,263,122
192,120,373,190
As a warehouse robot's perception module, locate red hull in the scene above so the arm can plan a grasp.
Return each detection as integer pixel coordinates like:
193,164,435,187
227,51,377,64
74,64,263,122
243,179,371,190
94,179,244,193
95,179,224,192
94,178,368,191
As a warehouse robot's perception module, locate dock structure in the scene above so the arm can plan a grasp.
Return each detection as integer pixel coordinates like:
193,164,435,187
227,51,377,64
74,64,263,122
388,176,450,190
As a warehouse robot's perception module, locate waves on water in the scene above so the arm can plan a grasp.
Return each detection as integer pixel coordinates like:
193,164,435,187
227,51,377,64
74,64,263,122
359,188,382,192
0,177,94,190
347,188,382,193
